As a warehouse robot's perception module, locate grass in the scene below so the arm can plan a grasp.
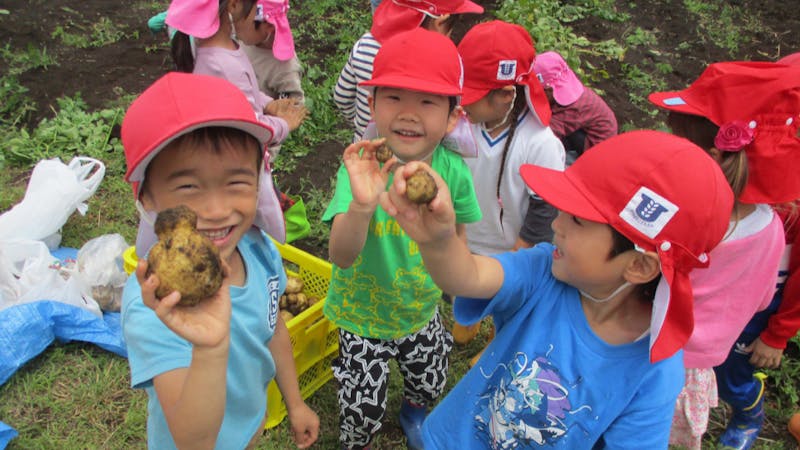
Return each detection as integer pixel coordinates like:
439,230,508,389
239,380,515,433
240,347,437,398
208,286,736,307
0,0,798,448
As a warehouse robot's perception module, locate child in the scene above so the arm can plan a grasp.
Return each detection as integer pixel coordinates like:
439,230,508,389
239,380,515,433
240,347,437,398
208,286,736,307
333,0,483,142
648,61,800,449
120,72,319,449
379,130,734,448
323,28,482,450
240,0,305,103
534,51,618,164
451,20,565,362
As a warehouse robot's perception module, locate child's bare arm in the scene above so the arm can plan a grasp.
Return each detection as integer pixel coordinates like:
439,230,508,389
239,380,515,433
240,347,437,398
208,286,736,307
135,260,233,448
268,315,320,449
380,162,504,299
329,139,397,267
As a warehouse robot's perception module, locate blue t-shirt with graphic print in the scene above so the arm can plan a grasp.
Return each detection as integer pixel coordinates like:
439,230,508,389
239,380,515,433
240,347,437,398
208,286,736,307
122,230,285,450
422,243,683,449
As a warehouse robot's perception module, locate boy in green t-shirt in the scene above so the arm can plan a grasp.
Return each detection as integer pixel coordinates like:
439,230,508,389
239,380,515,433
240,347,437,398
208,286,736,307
322,28,482,450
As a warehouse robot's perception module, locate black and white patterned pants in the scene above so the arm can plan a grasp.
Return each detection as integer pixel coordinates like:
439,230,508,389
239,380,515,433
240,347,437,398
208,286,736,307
333,311,453,448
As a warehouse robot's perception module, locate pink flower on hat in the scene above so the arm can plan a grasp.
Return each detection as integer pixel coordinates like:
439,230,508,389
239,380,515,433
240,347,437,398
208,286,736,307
714,120,755,151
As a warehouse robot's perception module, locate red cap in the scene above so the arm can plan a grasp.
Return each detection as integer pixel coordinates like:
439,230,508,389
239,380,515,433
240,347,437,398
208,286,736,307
360,28,462,96
520,130,734,362
778,52,800,66
457,20,551,125
648,61,800,204
123,72,273,185
371,0,483,43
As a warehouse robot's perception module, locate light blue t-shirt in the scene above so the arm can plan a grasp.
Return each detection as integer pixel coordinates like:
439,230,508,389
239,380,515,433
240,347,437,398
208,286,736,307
422,243,684,449
122,230,285,450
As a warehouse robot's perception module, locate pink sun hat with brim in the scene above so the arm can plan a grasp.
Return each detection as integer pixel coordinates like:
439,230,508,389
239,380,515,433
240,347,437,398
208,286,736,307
165,0,220,39
534,51,585,106
360,27,463,96
458,20,552,126
370,0,484,43
648,61,800,204
255,0,295,61
122,72,286,248
520,130,734,363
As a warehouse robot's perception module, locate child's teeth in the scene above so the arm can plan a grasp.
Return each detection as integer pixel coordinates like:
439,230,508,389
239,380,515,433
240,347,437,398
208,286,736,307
203,228,228,240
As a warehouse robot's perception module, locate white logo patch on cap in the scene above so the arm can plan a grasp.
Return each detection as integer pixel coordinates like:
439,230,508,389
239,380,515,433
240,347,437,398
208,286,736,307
620,187,679,239
497,60,517,81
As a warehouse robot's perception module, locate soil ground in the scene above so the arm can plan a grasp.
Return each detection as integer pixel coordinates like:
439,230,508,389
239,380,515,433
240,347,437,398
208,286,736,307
1,0,799,446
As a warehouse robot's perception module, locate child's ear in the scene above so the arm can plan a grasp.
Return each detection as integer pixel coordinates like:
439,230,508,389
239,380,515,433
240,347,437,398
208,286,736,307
497,85,517,105
430,14,453,37
623,251,661,285
445,105,461,134
368,94,375,116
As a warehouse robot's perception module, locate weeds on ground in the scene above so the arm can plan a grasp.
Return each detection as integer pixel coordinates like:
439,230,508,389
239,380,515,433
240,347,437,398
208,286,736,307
52,17,133,49
0,43,58,76
683,0,767,57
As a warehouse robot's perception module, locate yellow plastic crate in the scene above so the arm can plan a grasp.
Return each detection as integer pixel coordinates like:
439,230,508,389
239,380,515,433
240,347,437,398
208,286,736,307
266,241,337,429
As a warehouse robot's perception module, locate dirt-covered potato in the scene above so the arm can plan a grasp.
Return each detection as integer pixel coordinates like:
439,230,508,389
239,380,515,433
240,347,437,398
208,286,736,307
287,292,309,315
279,294,289,310
280,310,295,323
145,205,223,306
375,141,394,163
285,275,304,294
405,169,438,204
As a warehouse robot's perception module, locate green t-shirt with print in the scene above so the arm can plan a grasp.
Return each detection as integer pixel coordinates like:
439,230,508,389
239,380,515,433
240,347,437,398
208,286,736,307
322,145,482,339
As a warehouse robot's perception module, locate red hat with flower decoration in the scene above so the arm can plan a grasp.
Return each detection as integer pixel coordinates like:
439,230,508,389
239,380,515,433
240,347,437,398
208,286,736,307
649,61,800,204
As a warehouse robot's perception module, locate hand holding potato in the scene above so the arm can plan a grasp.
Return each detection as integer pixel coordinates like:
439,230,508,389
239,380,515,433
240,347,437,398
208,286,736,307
342,139,397,213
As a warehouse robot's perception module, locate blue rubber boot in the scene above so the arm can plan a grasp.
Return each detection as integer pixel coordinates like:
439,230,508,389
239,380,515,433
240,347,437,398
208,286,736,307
718,373,766,450
399,399,426,450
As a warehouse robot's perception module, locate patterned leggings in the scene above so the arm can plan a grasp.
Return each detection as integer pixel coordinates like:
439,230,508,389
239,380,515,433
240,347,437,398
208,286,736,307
333,311,453,448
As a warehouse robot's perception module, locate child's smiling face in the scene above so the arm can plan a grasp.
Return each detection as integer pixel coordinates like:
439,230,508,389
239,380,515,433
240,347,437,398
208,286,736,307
369,87,459,162
140,136,260,265
549,211,631,298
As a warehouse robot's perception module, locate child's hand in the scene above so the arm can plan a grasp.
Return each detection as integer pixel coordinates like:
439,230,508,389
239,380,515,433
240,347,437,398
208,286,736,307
136,258,232,349
287,402,320,449
265,98,308,131
343,138,397,212
379,161,456,245
745,337,784,369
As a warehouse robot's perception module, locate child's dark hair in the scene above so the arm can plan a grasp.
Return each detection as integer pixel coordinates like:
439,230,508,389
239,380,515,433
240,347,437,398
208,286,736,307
667,111,749,199
170,0,257,73
142,126,263,191
494,85,528,223
609,228,661,301
421,13,463,37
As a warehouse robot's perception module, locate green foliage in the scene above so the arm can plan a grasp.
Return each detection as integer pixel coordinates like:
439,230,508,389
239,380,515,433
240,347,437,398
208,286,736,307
0,43,58,75
51,17,130,48
625,26,658,47
0,75,35,130
683,0,766,56
497,0,627,77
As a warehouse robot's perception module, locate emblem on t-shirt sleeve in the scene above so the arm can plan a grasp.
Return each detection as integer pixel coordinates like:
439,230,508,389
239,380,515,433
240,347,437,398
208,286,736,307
267,276,280,330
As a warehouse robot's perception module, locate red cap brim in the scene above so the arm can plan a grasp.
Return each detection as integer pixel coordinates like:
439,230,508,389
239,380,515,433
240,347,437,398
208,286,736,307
519,164,606,223
647,91,706,116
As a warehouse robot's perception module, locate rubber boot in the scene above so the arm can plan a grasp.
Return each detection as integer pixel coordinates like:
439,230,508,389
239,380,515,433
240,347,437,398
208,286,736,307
789,412,800,445
399,399,426,450
718,373,766,450
469,323,495,367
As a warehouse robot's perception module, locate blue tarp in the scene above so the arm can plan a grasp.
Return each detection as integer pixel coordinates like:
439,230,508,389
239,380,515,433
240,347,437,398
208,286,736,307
0,248,127,449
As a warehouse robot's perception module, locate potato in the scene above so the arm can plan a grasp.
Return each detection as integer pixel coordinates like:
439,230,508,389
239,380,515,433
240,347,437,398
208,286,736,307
285,275,304,294
279,294,288,310
375,141,394,163
288,292,309,315
405,169,438,204
307,295,320,307
145,205,223,306
280,310,295,323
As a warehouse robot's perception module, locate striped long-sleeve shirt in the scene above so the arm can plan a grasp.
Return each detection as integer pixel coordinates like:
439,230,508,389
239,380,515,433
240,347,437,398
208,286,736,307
333,32,381,141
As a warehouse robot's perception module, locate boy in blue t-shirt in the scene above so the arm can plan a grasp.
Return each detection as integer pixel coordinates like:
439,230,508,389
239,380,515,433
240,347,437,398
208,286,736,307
324,28,481,450
120,72,318,449
380,130,735,448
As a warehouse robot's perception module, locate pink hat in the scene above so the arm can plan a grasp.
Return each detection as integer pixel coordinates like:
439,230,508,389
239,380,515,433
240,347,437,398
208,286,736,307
360,27,462,96
165,0,220,39
255,0,295,61
370,0,483,43
649,61,800,204
534,51,585,106
122,72,285,244
520,130,734,362
458,20,552,126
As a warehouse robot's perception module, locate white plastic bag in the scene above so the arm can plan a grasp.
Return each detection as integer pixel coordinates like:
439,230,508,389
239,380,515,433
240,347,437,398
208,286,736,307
76,234,129,312
0,157,105,248
0,240,101,316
